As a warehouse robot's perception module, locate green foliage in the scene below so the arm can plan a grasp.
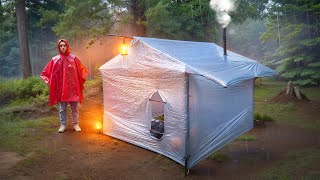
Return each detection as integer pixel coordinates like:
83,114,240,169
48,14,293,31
0,1,21,77
37,8,60,28
48,0,115,43
145,0,217,41
0,0,63,78
254,112,274,122
40,0,267,44
255,102,320,130
0,1,15,45
85,75,102,88
0,77,54,155
254,81,284,102
4,0,318,86
253,78,319,130
230,0,269,23
145,2,182,39
16,77,47,99
0,77,48,105
300,87,320,101
0,114,56,155
261,114,273,122
261,1,320,86
254,113,262,120
237,135,256,141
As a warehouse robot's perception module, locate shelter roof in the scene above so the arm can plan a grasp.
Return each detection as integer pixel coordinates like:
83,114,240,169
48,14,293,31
132,37,275,87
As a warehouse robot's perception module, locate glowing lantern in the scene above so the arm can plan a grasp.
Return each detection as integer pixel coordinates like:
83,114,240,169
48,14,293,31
96,121,102,133
120,39,128,56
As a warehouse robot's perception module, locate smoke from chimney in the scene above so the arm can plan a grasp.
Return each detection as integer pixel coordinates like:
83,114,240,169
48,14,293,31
210,0,238,56
209,0,237,28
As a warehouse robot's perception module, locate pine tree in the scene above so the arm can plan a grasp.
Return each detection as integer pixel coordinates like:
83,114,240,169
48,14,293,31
260,0,320,86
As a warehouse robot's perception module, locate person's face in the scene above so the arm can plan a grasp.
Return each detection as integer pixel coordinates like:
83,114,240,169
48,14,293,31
59,41,67,53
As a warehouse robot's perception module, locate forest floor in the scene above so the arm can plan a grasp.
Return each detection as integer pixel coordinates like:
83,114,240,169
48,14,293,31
0,80,320,179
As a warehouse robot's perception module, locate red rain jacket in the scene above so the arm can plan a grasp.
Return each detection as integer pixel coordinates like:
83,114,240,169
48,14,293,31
40,39,89,106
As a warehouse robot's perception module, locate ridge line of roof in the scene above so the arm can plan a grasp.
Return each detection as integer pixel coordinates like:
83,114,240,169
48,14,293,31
132,37,188,67
134,36,217,45
132,37,228,87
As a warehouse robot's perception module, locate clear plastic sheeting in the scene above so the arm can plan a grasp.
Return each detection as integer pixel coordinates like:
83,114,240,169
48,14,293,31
188,76,254,167
131,37,275,87
99,37,275,168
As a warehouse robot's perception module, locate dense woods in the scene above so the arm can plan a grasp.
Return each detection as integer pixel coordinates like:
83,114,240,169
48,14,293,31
0,0,319,86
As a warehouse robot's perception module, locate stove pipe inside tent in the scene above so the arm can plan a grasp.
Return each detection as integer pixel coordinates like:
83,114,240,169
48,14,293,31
223,27,227,56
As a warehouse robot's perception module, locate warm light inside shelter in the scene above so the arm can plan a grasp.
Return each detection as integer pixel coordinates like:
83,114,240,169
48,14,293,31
120,40,128,56
96,121,102,130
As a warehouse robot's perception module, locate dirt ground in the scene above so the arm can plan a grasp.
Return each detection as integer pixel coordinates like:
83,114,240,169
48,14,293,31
1,87,320,179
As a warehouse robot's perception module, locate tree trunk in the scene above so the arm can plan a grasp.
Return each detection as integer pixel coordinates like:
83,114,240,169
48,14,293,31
286,81,302,99
130,0,146,36
16,0,32,79
293,86,302,99
286,81,293,95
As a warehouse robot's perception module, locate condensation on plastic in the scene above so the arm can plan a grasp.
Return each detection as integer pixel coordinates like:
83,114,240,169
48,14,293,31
132,37,275,87
99,37,275,168
188,76,254,167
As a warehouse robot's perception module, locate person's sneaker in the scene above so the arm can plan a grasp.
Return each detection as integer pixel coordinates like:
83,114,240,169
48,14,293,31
73,124,81,132
58,125,67,133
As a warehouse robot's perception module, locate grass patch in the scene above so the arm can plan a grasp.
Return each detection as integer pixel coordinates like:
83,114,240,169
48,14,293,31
237,135,256,141
0,102,35,114
208,151,229,163
0,78,54,155
257,148,320,180
256,77,286,86
255,103,297,114
254,112,274,122
301,87,320,101
13,153,47,176
85,76,102,88
0,114,57,156
14,155,39,173
254,102,320,130
254,78,320,102
254,85,283,102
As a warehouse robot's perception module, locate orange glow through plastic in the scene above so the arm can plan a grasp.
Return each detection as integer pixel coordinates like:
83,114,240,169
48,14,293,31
96,121,102,130
120,40,128,56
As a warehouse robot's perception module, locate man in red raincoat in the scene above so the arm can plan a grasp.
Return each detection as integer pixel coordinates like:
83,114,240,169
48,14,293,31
40,39,89,133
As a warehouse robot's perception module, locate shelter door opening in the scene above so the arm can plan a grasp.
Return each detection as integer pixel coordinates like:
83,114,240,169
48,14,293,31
149,91,165,139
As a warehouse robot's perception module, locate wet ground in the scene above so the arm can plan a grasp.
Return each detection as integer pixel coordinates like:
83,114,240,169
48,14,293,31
1,87,319,179
190,122,319,179
0,152,24,176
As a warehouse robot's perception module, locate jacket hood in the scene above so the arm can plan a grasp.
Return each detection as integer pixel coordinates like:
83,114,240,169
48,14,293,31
58,39,71,55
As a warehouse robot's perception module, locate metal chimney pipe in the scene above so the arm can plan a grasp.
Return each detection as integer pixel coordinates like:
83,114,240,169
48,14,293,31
223,28,227,55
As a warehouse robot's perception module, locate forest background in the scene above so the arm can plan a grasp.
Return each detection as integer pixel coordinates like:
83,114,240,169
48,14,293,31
0,0,319,86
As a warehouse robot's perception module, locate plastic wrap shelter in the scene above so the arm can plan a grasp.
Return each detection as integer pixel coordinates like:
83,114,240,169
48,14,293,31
99,37,275,169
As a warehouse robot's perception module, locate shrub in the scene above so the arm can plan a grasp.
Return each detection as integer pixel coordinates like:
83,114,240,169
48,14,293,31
17,77,48,99
254,112,274,122
0,80,16,105
261,113,274,122
0,77,48,105
254,113,262,121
